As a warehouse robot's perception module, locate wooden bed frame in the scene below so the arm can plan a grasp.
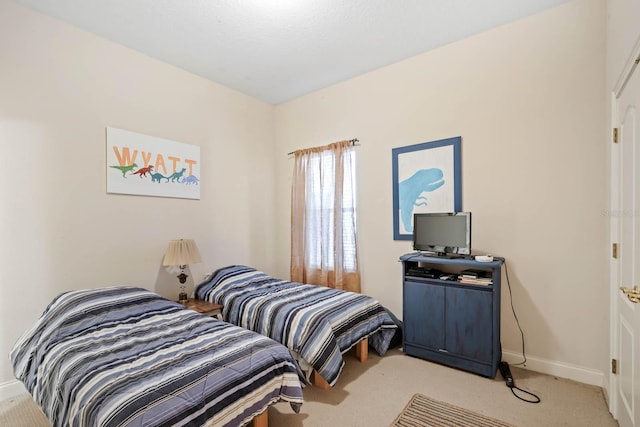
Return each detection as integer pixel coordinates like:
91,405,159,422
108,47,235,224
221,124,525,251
250,411,268,427
252,334,371,424
312,337,368,389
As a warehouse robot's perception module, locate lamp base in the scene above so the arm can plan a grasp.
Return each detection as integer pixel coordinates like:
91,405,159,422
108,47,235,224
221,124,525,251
178,292,189,303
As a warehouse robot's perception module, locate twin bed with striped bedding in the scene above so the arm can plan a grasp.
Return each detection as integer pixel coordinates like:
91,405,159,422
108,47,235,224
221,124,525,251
195,265,398,388
10,287,305,427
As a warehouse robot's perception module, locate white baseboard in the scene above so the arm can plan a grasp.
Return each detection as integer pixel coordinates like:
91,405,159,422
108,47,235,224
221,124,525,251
0,380,27,400
502,350,605,388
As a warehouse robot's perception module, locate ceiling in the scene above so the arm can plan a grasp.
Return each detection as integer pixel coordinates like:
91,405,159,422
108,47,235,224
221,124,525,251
12,0,570,105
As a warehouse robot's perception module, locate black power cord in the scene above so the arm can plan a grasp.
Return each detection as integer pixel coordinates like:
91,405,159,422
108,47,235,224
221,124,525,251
510,384,541,403
499,361,541,403
503,260,527,367
501,260,541,403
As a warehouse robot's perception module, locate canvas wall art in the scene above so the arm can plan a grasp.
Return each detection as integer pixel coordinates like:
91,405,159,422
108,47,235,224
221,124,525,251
106,127,201,200
392,136,461,240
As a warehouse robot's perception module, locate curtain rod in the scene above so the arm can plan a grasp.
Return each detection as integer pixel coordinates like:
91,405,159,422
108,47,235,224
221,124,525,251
287,138,359,156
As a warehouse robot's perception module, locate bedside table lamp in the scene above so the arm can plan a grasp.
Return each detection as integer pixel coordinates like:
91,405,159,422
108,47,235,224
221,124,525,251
162,239,202,303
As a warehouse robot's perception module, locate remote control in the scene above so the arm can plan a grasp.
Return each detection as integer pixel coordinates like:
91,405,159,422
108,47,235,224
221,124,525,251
499,361,514,388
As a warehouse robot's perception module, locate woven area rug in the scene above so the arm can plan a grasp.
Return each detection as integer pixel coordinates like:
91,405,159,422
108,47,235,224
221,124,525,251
391,393,515,427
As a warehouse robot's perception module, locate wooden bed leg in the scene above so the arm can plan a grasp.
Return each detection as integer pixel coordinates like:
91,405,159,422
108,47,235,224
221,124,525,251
312,370,331,389
355,337,368,363
250,410,268,427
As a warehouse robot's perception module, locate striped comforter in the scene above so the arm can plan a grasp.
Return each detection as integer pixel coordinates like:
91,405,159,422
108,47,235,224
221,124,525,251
10,287,305,427
195,265,398,387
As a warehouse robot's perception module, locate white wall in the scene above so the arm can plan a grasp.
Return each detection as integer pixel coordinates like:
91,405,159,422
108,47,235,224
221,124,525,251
0,0,276,384
607,0,640,89
274,0,608,384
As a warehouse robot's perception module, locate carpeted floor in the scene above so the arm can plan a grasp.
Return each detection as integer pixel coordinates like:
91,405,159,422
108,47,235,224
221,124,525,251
0,394,49,427
0,348,618,427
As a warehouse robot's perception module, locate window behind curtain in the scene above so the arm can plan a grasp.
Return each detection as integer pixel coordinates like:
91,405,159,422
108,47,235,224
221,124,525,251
306,149,356,270
290,141,360,292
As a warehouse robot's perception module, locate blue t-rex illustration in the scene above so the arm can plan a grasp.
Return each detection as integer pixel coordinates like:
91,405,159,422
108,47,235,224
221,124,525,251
399,168,445,232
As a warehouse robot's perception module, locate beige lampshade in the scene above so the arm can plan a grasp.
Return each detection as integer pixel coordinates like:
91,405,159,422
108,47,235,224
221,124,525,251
162,239,202,266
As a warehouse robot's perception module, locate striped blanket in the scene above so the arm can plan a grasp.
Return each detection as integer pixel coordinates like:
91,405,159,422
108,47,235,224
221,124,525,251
10,287,305,427
195,265,398,387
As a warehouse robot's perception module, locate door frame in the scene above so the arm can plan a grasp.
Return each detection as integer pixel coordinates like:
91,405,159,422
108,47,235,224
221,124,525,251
609,35,640,419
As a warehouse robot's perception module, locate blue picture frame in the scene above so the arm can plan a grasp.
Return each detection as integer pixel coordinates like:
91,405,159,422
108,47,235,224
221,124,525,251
392,136,462,240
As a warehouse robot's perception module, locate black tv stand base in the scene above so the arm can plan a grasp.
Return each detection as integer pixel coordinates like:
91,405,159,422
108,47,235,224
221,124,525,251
416,251,471,260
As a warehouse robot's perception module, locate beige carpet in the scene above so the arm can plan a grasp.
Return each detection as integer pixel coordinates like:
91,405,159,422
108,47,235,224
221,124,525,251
0,348,618,427
0,394,49,427
391,393,515,427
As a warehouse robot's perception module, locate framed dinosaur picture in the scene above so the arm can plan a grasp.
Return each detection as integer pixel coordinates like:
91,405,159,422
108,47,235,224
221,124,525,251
106,127,200,200
391,136,461,240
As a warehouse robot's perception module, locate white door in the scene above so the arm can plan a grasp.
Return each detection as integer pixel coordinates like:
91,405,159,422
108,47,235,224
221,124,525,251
615,60,640,427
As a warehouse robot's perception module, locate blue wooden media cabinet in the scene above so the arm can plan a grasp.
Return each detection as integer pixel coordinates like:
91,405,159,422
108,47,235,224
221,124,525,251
400,253,503,378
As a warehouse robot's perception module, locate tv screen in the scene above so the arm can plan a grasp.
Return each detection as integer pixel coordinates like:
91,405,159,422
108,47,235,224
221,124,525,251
412,212,471,255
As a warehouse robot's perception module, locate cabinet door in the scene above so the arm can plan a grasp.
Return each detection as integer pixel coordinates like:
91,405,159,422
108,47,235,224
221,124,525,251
404,281,445,350
445,287,493,362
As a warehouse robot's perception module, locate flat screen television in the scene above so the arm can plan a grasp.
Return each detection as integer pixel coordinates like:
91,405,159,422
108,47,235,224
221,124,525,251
412,212,471,256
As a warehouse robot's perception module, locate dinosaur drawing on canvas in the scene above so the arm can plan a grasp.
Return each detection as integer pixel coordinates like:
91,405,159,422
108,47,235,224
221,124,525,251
109,163,138,178
150,172,169,183
398,168,444,233
182,175,200,185
132,165,154,178
167,168,187,182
